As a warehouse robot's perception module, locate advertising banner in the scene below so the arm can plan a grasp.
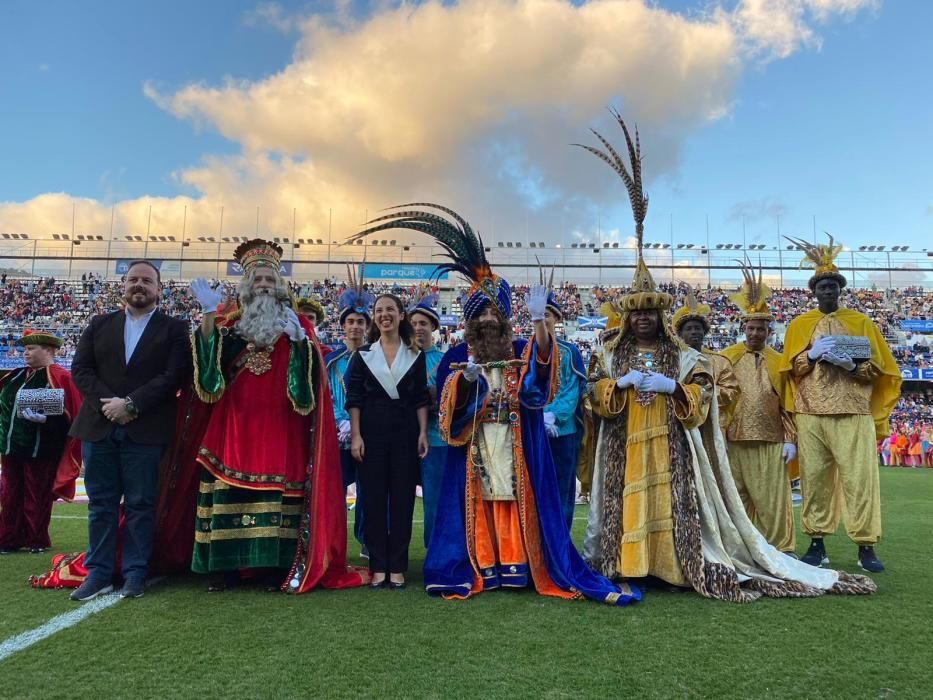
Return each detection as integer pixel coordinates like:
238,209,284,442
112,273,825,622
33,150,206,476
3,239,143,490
360,263,449,281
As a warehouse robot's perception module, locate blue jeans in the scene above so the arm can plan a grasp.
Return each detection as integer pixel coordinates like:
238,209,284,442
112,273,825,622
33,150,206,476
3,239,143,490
82,427,164,584
340,449,365,547
420,445,447,548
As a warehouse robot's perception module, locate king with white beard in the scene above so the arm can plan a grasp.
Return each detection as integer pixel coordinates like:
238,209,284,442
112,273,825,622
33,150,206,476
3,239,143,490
186,239,366,594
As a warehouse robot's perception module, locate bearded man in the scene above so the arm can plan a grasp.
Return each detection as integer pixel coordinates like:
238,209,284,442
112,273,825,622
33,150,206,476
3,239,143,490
349,204,637,605
188,240,364,593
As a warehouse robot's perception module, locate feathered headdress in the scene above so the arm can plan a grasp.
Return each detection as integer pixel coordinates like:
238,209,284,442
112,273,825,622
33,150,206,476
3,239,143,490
575,108,672,316
338,260,375,323
407,283,441,329
233,239,283,274
347,203,511,321
783,232,847,290
671,286,713,333
729,257,774,322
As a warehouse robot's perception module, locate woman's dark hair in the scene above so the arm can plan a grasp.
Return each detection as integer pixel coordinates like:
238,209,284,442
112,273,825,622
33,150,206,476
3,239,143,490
367,293,415,346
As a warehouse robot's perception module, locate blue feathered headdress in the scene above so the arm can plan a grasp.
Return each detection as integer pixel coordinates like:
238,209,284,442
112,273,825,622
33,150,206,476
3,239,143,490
347,203,511,321
338,262,374,324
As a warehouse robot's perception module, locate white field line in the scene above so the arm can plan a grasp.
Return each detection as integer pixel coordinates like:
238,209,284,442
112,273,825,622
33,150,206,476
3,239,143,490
0,577,164,663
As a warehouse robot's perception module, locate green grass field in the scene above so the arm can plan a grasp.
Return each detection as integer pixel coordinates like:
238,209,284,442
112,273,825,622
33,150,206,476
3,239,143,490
1,467,931,699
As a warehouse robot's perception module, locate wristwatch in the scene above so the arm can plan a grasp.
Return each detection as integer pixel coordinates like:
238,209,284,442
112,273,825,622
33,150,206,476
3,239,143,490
125,396,139,417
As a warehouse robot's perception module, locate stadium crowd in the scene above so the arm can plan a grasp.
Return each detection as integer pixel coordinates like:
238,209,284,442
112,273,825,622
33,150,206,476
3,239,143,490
0,273,931,366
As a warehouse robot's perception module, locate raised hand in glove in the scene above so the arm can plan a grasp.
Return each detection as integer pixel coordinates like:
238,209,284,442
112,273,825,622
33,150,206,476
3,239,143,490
190,278,222,311
337,419,352,443
616,369,645,390
462,356,481,383
543,411,559,438
782,442,797,464
280,307,306,342
21,408,47,424
637,371,677,395
822,352,856,372
807,336,836,361
525,284,549,322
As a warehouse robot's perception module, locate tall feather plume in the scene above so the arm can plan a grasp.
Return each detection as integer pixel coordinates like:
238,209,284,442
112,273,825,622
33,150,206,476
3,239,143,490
730,255,772,313
685,285,699,314
573,107,649,252
347,203,492,285
783,233,843,270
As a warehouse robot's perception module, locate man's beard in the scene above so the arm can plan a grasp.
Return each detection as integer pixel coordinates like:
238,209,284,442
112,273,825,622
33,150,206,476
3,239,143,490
124,288,155,309
236,293,286,347
464,318,513,364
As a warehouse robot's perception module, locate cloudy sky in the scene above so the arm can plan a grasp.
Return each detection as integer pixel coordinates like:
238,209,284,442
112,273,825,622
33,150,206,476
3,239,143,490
1,0,929,258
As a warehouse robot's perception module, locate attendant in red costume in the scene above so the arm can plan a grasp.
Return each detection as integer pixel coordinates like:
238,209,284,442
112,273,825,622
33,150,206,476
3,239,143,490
188,239,366,593
0,331,82,554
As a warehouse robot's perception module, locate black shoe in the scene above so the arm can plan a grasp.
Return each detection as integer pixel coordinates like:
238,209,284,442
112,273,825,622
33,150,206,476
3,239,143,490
369,577,387,589
207,571,241,592
388,579,407,590
800,538,829,567
29,547,48,555
70,579,114,601
262,572,284,593
0,547,21,555
858,546,885,573
121,579,146,599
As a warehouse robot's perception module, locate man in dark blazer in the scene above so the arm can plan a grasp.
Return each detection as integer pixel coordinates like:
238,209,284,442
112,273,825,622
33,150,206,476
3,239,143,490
68,260,191,600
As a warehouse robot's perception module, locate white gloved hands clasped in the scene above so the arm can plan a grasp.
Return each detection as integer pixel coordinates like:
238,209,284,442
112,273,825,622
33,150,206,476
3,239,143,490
462,356,481,383
543,411,559,438
337,419,351,444
21,408,47,424
616,370,645,390
280,307,306,342
190,278,222,311
525,284,549,323
636,371,677,395
807,336,836,361
822,352,856,372
782,442,797,464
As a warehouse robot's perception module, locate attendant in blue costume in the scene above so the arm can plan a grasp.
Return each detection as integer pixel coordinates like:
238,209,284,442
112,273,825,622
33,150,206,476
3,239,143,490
325,265,373,555
407,289,446,547
541,292,587,531
349,204,640,606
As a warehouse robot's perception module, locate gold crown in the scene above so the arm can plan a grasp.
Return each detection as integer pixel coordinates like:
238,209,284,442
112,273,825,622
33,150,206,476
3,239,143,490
233,239,284,273
672,286,712,331
618,257,674,312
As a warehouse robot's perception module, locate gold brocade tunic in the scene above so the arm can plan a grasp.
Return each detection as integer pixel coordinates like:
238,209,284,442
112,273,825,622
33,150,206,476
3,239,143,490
591,371,708,586
791,313,879,416
728,350,795,443
705,350,739,432
474,367,516,501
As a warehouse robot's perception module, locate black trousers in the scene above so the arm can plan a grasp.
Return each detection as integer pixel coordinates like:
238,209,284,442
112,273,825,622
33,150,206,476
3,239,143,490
359,434,419,574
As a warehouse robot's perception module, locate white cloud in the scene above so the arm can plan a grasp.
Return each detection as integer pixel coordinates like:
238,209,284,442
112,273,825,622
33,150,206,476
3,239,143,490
0,0,880,252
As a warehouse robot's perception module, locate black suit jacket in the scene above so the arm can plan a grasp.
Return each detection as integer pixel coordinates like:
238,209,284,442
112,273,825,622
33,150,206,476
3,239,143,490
69,309,192,444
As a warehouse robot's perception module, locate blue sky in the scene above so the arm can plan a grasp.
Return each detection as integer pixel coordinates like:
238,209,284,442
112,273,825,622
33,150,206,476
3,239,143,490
0,0,930,254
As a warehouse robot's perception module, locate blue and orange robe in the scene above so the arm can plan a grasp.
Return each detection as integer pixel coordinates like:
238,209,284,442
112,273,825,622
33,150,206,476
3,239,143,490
424,338,640,605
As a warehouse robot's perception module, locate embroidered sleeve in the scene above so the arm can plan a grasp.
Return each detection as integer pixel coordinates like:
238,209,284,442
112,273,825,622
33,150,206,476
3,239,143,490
673,369,711,430
192,328,225,403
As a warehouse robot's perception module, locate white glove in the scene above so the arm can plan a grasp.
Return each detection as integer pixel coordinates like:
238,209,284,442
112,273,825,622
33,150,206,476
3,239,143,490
782,442,797,464
822,352,856,372
616,370,645,389
462,357,481,383
280,307,306,341
525,284,549,322
337,419,351,443
543,411,559,438
807,336,836,361
637,371,677,395
21,408,47,424
190,278,222,311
